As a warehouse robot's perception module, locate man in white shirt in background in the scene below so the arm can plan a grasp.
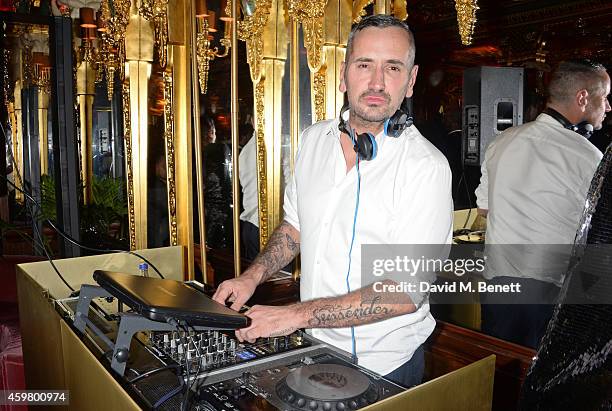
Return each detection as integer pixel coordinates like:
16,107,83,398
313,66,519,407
214,14,453,387
238,133,260,261
475,59,610,348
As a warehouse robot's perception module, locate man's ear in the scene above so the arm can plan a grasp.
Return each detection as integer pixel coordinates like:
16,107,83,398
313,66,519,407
405,65,419,98
576,89,589,111
339,62,346,93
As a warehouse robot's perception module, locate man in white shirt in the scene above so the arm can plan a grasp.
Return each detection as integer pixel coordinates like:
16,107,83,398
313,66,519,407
214,15,453,387
475,59,610,348
238,133,260,261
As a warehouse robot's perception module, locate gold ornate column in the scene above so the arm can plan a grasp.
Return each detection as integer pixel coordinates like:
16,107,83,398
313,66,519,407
168,0,195,278
76,43,96,203
124,0,155,249
239,0,288,249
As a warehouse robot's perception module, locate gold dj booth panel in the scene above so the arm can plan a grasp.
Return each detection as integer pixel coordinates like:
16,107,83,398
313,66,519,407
16,247,494,411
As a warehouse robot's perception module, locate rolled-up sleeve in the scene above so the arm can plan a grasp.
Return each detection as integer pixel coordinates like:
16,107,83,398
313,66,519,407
283,170,300,232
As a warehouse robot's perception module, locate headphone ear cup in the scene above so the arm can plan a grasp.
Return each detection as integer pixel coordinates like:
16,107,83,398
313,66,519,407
384,99,414,138
385,113,409,138
355,133,377,161
575,121,594,138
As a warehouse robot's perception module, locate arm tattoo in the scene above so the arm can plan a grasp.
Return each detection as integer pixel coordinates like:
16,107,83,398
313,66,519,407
307,295,394,328
302,282,415,329
252,221,300,282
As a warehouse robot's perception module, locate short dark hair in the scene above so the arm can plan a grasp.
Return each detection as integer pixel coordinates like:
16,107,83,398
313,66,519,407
548,59,608,103
345,14,415,67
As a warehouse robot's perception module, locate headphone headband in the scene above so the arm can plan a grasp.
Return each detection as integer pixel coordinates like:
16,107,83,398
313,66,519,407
543,107,594,139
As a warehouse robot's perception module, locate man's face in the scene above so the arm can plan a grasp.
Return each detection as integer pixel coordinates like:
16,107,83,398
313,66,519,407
207,127,217,144
339,26,418,128
583,72,611,130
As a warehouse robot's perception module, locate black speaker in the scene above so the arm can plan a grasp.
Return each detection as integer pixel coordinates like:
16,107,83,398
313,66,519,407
462,67,524,166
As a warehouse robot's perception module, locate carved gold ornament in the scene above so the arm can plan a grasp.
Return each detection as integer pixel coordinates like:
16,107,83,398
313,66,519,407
237,0,272,82
455,0,479,45
352,0,374,24
163,71,178,245
287,0,326,71
195,18,231,94
96,0,131,99
139,0,169,68
122,81,136,250
254,81,268,245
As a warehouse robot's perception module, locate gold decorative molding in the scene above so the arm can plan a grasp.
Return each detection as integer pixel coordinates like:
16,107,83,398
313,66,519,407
122,81,136,250
238,0,273,82
21,39,33,87
287,0,326,71
352,0,374,23
139,0,169,68
254,81,269,247
313,67,326,121
163,70,178,246
97,0,131,99
2,49,9,107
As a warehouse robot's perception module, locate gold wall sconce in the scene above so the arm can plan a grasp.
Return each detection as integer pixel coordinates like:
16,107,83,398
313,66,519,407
195,0,233,94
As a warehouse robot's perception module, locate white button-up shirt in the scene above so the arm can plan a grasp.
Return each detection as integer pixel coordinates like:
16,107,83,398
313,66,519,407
283,118,453,374
476,113,602,284
239,136,259,227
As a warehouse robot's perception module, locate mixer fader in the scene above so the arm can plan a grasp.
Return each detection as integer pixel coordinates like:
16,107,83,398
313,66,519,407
147,330,310,374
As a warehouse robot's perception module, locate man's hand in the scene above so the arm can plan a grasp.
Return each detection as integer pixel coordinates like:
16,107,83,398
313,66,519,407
212,274,259,311
235,304,304,343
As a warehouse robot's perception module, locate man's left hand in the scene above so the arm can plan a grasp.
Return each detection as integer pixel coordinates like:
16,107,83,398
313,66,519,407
236,304,304,343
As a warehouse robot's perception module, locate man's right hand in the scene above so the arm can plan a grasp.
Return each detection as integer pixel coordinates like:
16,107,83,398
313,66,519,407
212,274,259,311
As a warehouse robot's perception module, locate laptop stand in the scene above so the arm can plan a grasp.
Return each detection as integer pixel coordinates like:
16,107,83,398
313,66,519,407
74,284,218,376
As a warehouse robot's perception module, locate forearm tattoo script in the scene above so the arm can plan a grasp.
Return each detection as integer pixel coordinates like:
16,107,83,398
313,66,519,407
307,296,394,328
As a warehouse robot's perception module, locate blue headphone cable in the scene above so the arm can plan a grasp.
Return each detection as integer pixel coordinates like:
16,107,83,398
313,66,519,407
345,129,362,358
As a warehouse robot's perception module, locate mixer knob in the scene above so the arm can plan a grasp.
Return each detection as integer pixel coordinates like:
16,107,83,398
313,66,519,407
309,400,319,410
335,402,346,411
296,398,306,408
322,402,332,411
348,400,358,409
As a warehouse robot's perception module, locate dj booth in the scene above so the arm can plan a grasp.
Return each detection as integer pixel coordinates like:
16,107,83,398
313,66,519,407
15,246,495,410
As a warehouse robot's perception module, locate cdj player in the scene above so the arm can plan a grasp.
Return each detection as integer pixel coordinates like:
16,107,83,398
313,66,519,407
55,274,405,410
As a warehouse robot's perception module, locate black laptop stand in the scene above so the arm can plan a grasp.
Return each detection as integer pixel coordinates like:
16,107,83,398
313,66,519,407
74,284,234,377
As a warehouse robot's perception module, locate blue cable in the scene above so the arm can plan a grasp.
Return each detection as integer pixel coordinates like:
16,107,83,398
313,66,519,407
345,129,362,359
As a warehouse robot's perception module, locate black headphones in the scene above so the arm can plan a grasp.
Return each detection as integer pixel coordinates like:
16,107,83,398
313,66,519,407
338,97,414,161
543,107,594,139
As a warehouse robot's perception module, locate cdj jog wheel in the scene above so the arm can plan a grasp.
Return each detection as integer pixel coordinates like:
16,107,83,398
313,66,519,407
276,364,379,410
